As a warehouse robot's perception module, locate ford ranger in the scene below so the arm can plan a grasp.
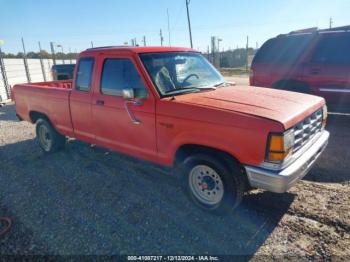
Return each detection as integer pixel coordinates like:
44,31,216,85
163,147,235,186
13,46,329,214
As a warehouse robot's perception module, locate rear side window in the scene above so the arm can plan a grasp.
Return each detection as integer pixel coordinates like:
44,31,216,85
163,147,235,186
100,58,148,98
311,34,350,64
253,35,313,64
75,57,94,91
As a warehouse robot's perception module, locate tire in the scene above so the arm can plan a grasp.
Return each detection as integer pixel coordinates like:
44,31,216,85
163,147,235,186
36,118,65,153
178,153,245,215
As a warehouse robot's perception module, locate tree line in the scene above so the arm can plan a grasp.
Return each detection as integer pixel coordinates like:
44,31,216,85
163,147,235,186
219,48,256,68
0,50,79,59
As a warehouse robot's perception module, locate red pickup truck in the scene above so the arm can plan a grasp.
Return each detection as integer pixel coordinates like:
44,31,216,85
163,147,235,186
13,46,329,214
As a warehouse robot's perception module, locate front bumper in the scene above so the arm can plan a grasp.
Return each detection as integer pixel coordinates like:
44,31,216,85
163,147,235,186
245,131,329,193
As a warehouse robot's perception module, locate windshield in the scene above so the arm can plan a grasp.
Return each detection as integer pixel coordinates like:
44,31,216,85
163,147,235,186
140,52,225,97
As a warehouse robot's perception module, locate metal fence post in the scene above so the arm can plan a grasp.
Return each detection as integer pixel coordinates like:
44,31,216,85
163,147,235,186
0,47,10,100
38,42,47,82
21,38,31,83
50,42,56,65
69,47,72,64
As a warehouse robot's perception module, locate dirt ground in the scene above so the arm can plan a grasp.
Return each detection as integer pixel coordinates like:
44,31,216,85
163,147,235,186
0,102,349,260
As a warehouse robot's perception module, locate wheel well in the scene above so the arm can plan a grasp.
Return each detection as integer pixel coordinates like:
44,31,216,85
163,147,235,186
174,144,236,165
29,111,51,124
174,144,250,190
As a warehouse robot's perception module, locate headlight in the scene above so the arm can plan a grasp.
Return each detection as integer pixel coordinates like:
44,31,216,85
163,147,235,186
322,105,328,128
266,130,295,163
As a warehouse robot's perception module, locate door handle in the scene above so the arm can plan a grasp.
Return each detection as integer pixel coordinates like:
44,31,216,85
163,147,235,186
96,100,105,105
124,100,143,125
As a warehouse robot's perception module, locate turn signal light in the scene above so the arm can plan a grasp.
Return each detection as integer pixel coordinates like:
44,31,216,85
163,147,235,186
266,131,294,163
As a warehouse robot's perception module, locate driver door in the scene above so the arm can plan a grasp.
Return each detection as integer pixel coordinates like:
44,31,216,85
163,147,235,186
92,54,157,162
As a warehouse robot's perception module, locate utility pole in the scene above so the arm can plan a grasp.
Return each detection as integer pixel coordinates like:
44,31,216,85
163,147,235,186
142,36,147,46
167,8,171,46
185,0,193,48
38,42,47,81
246,35,249,72
160,29,164,46
217,38,222,68
21,38,31,83
211,36,216,65
91,41,94,48
50,42,56,65
329,17,333,29
131,38,138,46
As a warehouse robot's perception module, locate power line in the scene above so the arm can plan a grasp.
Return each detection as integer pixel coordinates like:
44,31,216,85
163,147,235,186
171,2,185,32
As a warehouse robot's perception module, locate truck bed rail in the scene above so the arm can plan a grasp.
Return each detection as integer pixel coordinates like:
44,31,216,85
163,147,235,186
23,80,73,89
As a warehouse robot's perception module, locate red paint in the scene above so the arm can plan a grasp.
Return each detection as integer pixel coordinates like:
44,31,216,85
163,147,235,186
250,29,350,105
13,46,325,168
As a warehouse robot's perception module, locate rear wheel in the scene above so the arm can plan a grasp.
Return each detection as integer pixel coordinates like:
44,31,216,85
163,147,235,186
178,154,245,215
36,119,65,153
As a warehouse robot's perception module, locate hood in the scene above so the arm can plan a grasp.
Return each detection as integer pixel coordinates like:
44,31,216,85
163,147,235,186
174,85,325,129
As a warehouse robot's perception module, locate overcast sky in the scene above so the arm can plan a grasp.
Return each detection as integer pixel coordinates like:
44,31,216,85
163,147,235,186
0,0,349,53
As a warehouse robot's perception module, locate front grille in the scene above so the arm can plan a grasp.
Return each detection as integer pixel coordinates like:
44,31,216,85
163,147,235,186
293,109,323,153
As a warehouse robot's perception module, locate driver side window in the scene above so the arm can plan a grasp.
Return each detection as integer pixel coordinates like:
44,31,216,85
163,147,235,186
100,58,148,98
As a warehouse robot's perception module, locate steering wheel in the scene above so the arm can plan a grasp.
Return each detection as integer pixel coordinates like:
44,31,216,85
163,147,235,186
182,74,199,84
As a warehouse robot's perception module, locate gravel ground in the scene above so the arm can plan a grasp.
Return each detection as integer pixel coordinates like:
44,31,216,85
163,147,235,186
0,103,349,260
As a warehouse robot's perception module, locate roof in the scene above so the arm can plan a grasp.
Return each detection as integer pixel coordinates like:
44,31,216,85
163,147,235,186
81,46,197,55
279,25,350,37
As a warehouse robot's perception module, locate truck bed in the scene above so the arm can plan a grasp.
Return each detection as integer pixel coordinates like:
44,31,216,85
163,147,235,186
13,80,74,137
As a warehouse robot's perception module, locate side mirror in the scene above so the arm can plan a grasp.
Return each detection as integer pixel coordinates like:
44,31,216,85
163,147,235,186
122,88,135,100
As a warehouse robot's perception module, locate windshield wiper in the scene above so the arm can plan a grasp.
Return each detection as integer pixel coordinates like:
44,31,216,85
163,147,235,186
214,81,227,88
165,86,216,96
164,87,201,95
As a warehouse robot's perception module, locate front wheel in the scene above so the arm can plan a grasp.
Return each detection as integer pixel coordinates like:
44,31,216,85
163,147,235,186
36,119,66,153
178,154,245,215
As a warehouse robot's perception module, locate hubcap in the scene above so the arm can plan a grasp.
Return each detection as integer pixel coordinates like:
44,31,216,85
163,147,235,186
189,165,224,206
38,125,51,151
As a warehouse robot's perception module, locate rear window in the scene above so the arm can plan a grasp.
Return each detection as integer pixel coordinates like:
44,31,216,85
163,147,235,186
253,34,313,64
311,34,350,64
75,58,94,91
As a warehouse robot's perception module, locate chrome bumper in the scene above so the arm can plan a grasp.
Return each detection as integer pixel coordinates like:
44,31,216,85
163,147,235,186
245,131,329,193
